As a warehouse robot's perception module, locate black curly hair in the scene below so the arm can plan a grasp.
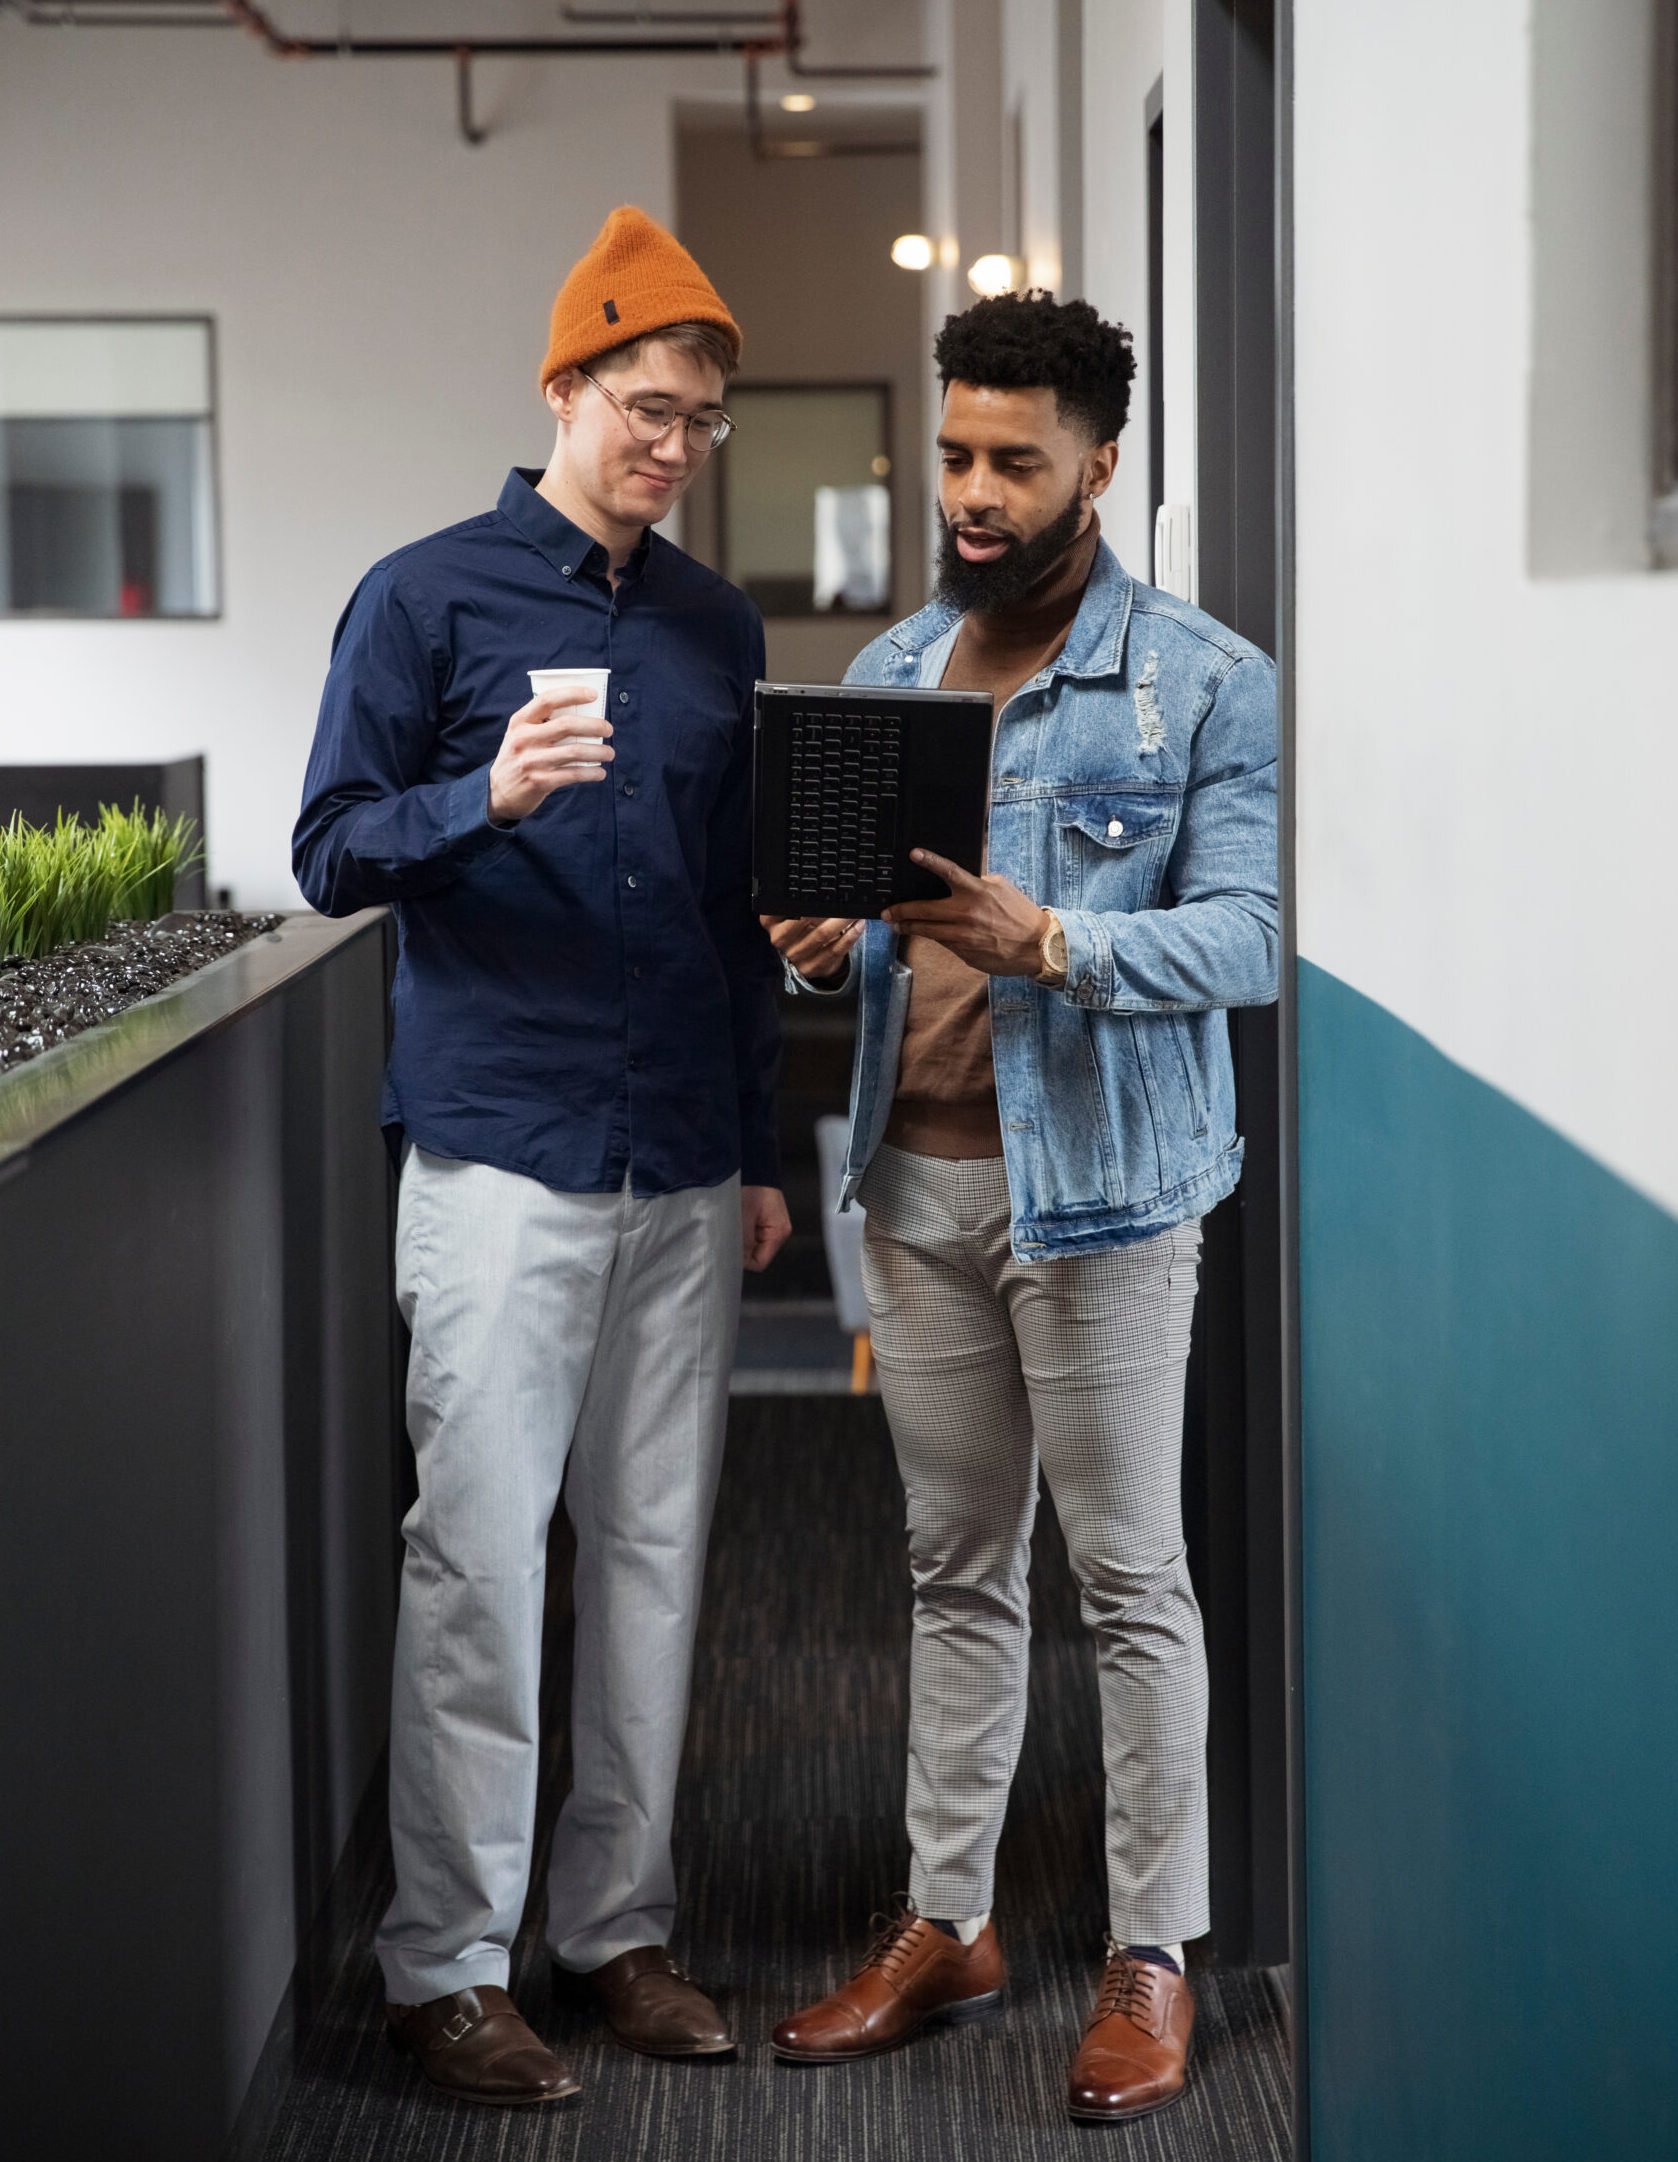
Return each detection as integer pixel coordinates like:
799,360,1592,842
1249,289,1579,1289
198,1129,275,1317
933,290,1136,444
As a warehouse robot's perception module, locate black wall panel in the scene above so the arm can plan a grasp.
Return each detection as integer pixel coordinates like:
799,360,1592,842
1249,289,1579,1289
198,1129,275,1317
0,912,398,2159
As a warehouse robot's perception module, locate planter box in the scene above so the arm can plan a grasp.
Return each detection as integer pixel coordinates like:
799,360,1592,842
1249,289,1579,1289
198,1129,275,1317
0,908,400,2160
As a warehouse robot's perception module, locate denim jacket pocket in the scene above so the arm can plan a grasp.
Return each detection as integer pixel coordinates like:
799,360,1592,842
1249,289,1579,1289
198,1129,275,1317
1051,789,1178,911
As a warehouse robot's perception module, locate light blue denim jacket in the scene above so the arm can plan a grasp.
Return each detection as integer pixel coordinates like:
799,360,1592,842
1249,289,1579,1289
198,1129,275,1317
809,538,1278,1261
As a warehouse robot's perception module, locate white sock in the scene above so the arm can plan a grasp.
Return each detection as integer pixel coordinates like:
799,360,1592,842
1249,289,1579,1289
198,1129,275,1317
954,1911,990,1946
1164,1941,1185,1973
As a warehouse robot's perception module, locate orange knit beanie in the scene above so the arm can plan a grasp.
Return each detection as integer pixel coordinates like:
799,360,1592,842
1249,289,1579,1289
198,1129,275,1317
540,206,742,389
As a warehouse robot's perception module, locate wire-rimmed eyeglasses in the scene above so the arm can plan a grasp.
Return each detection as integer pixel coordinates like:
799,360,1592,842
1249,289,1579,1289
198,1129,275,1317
579,370,736,454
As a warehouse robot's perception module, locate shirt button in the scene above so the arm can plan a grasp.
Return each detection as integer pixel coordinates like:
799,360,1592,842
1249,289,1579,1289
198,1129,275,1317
622,781,637,796
1108,818,1125,837
625,874,638,889
618,690,630,705
632,964,645,980
561,564,573,577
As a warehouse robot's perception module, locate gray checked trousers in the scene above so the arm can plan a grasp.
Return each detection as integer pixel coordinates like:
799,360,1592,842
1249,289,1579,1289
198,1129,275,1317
375,1147,740,2004
858,1144,1209,1946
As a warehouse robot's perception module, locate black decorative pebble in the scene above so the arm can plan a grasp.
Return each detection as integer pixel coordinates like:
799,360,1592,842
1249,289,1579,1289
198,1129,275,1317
0,911,285,1074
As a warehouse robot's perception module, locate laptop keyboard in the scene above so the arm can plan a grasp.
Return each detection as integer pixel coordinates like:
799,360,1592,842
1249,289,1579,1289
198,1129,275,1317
784,707,902,909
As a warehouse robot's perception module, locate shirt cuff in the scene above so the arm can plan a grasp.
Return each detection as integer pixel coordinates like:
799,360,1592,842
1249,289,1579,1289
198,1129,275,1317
1055,908,1113,1006
740,1128,782,1188
784,951,856,997
426,765,518,870
478,766,520,833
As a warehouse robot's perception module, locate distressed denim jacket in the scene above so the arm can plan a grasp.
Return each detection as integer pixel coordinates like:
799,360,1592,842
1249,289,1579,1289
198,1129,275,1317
809,539,1278,1261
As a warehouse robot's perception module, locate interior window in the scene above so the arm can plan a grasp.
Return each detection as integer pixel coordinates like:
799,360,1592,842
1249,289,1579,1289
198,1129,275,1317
0,318,219,619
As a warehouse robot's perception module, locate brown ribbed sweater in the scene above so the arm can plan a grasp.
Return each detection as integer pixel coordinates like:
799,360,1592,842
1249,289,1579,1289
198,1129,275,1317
885,516,1100,1158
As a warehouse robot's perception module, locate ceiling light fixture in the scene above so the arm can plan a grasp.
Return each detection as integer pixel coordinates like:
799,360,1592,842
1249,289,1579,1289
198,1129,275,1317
966,253,1024,298
890,233,935,272
780,92,817,113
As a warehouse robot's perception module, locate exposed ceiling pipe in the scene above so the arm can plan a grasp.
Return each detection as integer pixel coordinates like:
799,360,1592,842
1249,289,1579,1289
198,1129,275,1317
562,2,934,81
17,4,236,23
561,3,929,160
218,0,758,58
455,45,485,148
562,7,783,22
14,0,748,41
742,46,918,163
16,0,934,149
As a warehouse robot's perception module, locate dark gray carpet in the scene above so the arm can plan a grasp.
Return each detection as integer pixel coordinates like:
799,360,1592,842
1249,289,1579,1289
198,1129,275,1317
253,1398,1292,2161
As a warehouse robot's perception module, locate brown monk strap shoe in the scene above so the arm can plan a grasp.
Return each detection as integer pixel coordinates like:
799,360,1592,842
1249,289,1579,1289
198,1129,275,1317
586,1945,735,2057
1067,1944,1195,2123
771,1899,1006,2063
386,1986,579,2106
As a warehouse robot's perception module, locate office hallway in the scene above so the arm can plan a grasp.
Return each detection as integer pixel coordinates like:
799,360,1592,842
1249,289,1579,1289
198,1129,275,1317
250,1397,1291,2162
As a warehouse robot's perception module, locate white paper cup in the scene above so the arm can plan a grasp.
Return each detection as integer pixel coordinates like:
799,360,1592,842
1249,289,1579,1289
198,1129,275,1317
528,666,610,746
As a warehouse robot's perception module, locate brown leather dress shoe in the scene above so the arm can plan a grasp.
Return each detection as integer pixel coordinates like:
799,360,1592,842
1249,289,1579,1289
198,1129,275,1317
386,1986,579,2106
586,1945,735,2057
1067,1947,1195,2122
771,1902,1007,2063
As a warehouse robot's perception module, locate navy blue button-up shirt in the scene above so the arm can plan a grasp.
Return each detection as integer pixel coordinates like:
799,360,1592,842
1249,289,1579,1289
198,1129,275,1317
293,469,781,1195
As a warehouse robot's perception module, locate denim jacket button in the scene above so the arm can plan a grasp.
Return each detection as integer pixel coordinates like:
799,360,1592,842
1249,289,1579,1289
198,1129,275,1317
1107,818,1124,837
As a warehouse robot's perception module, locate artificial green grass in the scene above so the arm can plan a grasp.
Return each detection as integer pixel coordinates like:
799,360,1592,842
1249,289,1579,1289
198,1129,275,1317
0,803,203,963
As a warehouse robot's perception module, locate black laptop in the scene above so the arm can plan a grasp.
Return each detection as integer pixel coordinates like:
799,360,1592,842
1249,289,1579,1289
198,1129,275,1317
752,681,993,919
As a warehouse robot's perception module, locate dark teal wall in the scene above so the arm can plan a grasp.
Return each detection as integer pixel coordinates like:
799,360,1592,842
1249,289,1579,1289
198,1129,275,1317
1297,962,1678,2161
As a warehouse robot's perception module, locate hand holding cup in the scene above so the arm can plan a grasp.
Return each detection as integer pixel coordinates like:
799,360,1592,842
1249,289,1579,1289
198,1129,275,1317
489,679,614,824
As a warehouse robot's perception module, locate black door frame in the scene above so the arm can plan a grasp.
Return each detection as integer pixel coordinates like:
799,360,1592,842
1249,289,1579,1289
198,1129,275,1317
1274,0,1307,2147
1189,0,1310,2147
1182,0,1292,1987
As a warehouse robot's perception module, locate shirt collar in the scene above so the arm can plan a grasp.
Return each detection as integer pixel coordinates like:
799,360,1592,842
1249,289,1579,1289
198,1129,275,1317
498,468,652,587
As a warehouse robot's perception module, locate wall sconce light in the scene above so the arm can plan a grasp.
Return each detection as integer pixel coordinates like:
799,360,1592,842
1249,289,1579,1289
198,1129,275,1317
780,92,817,113
966,253,1024,298
890,233,936,271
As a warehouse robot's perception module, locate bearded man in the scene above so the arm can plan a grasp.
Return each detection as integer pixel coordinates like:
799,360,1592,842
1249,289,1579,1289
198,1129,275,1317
764,290,1277,2125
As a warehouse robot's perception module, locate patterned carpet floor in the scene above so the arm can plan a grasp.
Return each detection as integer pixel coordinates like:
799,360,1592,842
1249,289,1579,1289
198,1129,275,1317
251,1396,1292,2162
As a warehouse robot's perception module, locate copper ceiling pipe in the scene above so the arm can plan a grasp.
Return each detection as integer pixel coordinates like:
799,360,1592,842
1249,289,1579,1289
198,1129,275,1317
18,0,933,147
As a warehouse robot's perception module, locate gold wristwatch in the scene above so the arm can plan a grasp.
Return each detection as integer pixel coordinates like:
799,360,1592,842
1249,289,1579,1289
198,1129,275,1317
1036,909,1069,988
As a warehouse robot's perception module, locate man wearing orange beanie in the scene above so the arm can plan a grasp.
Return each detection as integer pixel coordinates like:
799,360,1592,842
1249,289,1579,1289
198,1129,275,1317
295,207,788,2107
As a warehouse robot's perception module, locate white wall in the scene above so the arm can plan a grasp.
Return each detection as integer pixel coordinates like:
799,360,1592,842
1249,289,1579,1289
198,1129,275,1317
959,0,1197,589
1293,0,1678,1213
1081,0,1166,575
1003,0,1068,292
0,20,740,907
920,0,1004,577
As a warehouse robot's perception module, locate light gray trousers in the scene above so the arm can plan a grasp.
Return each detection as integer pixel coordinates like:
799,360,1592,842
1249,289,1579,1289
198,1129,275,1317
858,1144,1209,1947
375,1147,741,2004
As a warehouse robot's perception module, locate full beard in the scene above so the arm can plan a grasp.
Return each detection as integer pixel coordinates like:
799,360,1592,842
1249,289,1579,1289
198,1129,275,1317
934,487,1087,614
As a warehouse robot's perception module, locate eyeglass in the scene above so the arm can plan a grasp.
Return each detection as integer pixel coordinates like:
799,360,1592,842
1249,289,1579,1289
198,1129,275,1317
579,370,736,454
